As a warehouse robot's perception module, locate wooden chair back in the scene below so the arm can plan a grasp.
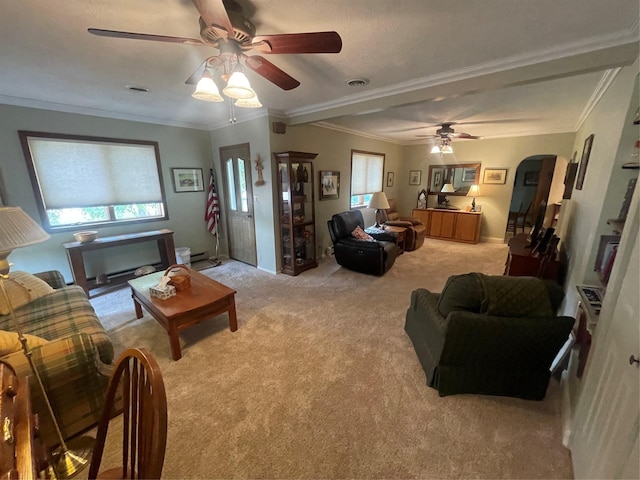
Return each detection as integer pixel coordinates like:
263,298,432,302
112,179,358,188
88,348,167,480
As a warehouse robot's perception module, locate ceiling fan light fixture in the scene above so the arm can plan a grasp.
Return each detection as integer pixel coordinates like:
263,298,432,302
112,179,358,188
192,75,224,102
430,145,441,154
235,94,262,108
441,144,453,154
223,71,256,99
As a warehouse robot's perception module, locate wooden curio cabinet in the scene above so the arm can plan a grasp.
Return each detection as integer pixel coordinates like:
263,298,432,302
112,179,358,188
274,151,318,275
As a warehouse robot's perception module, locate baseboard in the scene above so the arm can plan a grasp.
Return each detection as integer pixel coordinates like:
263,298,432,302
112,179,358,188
481,236,506,244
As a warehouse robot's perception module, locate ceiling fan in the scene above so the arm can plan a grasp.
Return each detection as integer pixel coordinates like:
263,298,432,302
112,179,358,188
416,122,482,141
88,0,342,93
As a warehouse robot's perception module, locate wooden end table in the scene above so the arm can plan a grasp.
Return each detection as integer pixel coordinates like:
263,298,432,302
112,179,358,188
365,225,407,254
128,268,237,360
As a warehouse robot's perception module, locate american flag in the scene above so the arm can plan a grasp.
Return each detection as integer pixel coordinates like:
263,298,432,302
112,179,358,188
205,171,220,236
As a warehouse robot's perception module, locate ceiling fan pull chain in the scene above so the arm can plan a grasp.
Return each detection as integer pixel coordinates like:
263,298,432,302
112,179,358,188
228,99,237,124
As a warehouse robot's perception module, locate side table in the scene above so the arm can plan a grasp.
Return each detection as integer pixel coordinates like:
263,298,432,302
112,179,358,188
365,225,407,254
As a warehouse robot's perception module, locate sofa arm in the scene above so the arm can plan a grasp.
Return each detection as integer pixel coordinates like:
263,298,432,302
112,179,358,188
2,333,111,447
33,270,67,289
398,216,423,226
440,311,575,368
384,220,414,228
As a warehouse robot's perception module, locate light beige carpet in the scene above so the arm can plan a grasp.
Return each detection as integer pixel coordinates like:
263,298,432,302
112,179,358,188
88,238,574,479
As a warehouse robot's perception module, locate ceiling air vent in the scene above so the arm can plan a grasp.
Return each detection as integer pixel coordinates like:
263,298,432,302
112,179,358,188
346,78,369,87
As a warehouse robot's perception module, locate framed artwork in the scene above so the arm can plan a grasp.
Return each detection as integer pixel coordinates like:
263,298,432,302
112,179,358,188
386,171,395,187
524,171,539,186
409,170,422,185
417,189,427,209
576,134,595,190
172,168,204,192
319,170,340,200
482,168,507,185
462,168,476,182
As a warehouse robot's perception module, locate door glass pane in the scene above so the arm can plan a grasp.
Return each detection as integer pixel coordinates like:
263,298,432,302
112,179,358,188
226,158,237,211
238,158,248,212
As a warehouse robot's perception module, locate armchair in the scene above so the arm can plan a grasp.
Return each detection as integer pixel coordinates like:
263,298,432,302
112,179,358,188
376,198,425,251
404,273,574,400
327,210,398,275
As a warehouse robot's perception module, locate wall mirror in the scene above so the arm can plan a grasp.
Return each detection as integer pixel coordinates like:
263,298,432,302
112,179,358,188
427,163,481,196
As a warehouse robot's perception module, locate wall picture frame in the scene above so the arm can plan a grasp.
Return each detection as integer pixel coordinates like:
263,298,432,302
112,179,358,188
172,168,204,192
319,170,340,200
386,171,395,187
482,168,507,185
576,134,595,190
409,170,422,185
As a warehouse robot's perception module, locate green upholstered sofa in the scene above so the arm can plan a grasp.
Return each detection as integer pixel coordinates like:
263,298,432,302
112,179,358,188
0,270,114,447
405,273,574,400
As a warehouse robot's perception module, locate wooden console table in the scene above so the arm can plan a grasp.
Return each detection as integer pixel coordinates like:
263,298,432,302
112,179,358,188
63,229,176,297
412,208,482,244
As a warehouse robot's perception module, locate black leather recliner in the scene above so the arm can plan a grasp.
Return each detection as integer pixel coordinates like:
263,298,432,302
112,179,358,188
327,210,398,275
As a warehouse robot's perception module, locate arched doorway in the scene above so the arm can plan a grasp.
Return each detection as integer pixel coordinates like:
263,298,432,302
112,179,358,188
505,155,569,239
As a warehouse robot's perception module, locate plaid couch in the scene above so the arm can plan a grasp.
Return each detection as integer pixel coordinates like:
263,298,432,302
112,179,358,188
0,270,114,448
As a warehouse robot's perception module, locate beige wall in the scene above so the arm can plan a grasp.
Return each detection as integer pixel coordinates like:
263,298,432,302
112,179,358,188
0,104,214,280
402,133,575,241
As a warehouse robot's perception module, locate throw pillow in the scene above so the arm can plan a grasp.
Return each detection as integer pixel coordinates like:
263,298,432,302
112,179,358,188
0,271,55,316
0,330,49,356
437,273,484,316
351,226,375,241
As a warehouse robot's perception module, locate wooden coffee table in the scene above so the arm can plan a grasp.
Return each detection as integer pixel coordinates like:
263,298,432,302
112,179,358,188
128,268,237,360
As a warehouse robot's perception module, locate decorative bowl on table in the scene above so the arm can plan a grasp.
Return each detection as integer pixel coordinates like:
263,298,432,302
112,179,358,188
73,231,98,243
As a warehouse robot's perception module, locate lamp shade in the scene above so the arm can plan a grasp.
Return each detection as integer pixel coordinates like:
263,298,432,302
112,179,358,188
223,71,256,99
0,207,50,274
368,191,390,210
440,144,453,154
441,183,456,193
467,184,481,197
235,94,262,108
192,74,224,102
430,145,441,154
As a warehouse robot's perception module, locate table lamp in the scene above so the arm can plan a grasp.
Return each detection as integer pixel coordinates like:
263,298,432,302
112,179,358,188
368,191,390,228
466,184,481,212
0,207,93,478
438,183,455,207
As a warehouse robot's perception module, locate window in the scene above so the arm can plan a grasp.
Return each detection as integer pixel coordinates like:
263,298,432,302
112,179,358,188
350,150,385,208
19,131,168,232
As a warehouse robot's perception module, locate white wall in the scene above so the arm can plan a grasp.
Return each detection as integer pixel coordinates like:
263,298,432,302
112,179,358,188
0,104,214,280
402,133,575,241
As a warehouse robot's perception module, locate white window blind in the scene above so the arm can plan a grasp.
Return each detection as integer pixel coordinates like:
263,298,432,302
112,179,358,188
351,151,384,195
27,138,162,209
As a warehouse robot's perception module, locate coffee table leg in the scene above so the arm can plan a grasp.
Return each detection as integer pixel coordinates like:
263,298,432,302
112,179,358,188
228,296,238,332
168,324,182,361
132,290,143,319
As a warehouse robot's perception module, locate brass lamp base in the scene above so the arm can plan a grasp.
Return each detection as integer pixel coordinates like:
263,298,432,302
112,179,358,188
47,436,94,479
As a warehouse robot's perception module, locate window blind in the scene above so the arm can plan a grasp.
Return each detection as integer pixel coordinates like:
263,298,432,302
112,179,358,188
351,152,384,195
28,138,162,209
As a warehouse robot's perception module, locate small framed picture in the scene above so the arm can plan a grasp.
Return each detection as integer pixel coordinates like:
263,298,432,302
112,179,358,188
386,171,395,187
409,170,422,185
482,168,507,185
319,170,340,200
172,168,204,192
576,134,595,190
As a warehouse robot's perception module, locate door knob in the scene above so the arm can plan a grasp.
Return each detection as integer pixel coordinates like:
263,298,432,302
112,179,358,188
246,214,252,218
629,355,640,366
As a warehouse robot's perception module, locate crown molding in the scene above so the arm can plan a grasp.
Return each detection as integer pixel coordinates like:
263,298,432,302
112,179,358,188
285,28,639,120
205,109,269,131
575,68,622,131
311,121,403,145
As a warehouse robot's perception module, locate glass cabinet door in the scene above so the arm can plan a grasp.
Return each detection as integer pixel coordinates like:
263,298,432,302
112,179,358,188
274,151,318,276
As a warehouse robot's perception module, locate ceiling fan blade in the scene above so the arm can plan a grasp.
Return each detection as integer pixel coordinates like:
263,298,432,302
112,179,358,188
88,28,206,46
251,32,342,54
245,55,300,90
192,0,233,37
451,132,482,139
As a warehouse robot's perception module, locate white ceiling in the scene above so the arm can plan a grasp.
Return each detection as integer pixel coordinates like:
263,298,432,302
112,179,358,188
1,0,638,143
